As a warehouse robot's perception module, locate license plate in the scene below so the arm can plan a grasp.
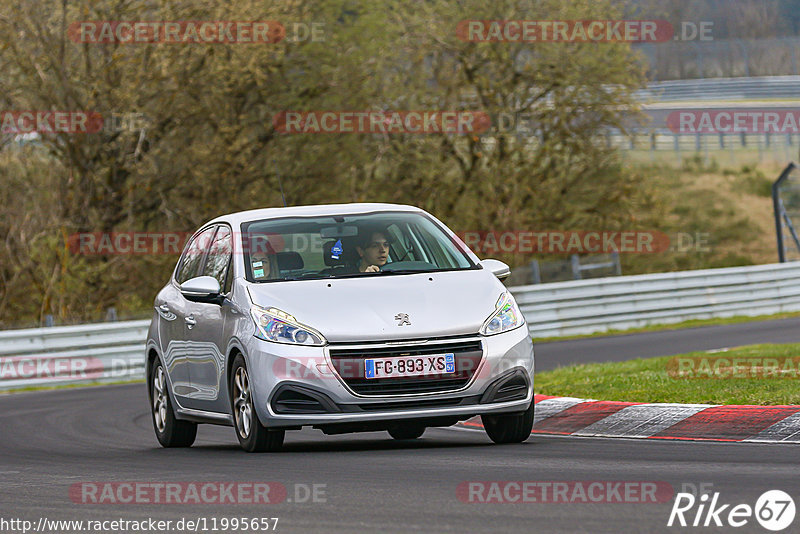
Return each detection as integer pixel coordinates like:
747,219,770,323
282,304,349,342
364,353,455,379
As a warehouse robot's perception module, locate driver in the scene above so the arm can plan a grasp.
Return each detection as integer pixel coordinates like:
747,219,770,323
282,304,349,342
251,250,277,280
356,229,390,272
249,236,279,281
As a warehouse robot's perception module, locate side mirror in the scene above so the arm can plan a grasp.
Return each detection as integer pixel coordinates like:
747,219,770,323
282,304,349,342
480,259,511,281
180,276,222,303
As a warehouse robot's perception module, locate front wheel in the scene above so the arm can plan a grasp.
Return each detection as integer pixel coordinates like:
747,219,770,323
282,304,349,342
230,355,284,453
482,401,534,444
150,361,197,448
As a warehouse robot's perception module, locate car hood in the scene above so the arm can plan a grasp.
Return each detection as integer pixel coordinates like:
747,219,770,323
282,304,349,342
247,269,505,342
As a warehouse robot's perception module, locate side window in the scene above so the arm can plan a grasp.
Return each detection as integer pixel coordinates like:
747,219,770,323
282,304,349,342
175,227,216,284
411,222,465,268
202,226,232,290
388,223,425,263
222,258,234,294
386,225,409,262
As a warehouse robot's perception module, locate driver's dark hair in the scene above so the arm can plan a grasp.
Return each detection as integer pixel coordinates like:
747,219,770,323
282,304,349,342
357,226,390,249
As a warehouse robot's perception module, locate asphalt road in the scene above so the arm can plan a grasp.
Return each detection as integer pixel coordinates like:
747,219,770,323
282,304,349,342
1,384,798,534
3,318,800,533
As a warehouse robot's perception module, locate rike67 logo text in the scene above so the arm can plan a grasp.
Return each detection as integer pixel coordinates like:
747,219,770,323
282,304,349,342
668,490,795,531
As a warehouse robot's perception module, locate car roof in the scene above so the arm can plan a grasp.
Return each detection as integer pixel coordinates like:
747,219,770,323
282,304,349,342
204,202,425,228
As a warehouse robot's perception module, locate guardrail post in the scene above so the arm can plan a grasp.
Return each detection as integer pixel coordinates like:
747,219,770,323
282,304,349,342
571,254,582,280
529,259,541,285
729,133,735,165
739,41,750,77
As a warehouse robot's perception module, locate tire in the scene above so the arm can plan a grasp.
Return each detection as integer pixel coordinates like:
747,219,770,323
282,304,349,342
150,360,197,448
230,354,284,453
388,425,426,440
482,401,534,444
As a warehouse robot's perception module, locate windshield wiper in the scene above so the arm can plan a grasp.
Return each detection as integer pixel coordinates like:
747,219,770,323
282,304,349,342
281,273,336,281
376,269,434,275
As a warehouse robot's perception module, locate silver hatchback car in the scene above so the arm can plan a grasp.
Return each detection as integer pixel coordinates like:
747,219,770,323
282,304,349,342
146,203,534,452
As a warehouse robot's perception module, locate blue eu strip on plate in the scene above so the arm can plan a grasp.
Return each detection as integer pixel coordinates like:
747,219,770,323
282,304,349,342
364,359,375,378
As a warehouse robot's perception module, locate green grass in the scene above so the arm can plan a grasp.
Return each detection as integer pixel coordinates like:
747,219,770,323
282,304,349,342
0,378,144,395
535,343,800,405
533,311,800,343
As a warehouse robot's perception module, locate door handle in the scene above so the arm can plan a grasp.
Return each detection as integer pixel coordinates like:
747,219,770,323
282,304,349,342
185,314,197,329
155,304,176,321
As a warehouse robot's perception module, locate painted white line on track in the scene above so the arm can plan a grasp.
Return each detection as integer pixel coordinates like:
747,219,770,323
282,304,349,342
743,410,800,443
532,397,590,425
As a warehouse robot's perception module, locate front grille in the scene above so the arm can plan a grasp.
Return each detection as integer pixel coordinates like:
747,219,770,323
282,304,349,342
357,397,463,411
328,339,483,396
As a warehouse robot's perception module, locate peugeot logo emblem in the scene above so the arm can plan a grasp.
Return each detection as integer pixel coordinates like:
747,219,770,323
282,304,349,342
395,313,411,326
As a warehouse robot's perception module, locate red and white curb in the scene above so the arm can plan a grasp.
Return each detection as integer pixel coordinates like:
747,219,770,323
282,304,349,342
462,394,800,443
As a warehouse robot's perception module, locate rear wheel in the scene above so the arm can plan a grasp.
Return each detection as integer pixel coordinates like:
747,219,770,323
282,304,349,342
150,361,197,448
482,401,534,444
230,355,284,452
388,425,426,440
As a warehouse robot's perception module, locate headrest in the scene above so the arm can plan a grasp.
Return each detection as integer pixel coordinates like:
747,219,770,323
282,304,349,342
276,251,304,271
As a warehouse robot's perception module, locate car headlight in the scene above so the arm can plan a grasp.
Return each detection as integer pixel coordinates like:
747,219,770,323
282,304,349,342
250,305,326,346
480,292,524,336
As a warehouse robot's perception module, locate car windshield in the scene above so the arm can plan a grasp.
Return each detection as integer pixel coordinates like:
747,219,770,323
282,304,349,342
241,211,476,282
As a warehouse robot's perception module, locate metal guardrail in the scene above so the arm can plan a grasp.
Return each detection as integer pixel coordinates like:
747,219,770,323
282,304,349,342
0,320,149,391
637,75,800,102
3,262,800,390
512,262,800,338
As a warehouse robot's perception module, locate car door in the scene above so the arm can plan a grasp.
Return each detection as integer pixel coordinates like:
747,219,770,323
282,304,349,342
158,226,216,405
182,225,233,412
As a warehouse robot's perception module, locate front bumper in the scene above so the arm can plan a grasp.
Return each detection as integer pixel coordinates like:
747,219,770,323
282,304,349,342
244,325,534,429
